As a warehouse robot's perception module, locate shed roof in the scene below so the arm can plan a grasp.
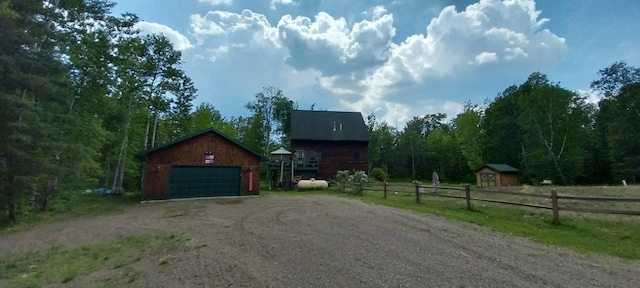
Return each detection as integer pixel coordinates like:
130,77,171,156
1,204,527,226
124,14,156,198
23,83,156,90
137,128,267,160
474,164,520,173
291,110,370,142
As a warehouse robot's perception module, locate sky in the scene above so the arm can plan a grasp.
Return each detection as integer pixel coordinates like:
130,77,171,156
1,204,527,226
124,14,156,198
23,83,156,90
113,0,640,127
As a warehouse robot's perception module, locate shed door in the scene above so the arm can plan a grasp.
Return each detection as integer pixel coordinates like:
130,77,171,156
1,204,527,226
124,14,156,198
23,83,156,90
169,166,241,199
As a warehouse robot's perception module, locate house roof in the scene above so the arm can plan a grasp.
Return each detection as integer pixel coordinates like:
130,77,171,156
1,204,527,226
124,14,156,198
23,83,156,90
291,110,370,142
474,164,520,173
137,128,267,161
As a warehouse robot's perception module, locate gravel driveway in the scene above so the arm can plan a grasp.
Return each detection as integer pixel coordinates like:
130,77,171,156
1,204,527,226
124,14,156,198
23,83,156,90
2,193,639,287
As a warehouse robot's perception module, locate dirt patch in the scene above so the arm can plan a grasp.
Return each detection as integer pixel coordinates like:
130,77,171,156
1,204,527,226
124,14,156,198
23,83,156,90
2,194,639,287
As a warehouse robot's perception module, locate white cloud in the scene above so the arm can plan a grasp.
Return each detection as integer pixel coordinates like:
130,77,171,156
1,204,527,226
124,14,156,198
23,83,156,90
277,11,395,76
190,9,280,47
187,0,567,127
362,5,388,20
270,0,296,10
577,89,602,105
134,21,194,50
186,9,305,114
330,0,567,126
198,0,232,6
207,45,229,62
473,52,498,65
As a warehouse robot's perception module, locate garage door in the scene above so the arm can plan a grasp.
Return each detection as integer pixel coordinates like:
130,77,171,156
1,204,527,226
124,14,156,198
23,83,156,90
169,166,241,199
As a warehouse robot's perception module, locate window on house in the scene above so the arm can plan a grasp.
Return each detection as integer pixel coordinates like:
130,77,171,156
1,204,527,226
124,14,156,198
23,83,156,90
296,150,305,167
353,151,360,160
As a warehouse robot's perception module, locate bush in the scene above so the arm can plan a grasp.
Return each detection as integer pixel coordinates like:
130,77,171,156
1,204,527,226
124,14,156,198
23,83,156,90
371,168,388,182
333,170,368,195
348,170,368,183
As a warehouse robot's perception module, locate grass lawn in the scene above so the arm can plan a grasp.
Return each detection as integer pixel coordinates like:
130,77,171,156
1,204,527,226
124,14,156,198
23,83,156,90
0,233,182,288
300,182,640,261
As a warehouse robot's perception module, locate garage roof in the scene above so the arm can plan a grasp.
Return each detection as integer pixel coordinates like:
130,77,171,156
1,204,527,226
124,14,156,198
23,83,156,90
137,128,267,160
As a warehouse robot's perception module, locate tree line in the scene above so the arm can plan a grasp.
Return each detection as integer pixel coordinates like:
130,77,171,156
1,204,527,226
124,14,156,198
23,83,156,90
0,0,199,221
367,64,640,186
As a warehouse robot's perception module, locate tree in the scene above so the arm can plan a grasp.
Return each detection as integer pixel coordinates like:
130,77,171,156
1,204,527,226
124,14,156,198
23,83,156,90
190,102,236,137
1,0,199,222
481,85,525,173
397,114,446,180
453,102,484,171
426,127,453,180
591,62,640,183
366,113,397,176
0,0,77,220
162,75,198,140
273,96,297,147
590,62,640,99
138,34,185,150
518,82,591,184
233,115,266,155
601,83,640,182
245,86,296,152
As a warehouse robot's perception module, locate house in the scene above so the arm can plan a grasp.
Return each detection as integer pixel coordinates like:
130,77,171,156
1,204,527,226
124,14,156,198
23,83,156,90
289,110,370,180
138,128,266,200
474,164,520,187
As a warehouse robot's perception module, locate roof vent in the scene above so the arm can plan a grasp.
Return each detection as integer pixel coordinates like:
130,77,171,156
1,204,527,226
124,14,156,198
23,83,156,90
333,121,336,131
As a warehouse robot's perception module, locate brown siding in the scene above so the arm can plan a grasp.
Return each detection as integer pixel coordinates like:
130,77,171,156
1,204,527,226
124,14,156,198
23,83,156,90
143,132,261,200
475,167,519,187
476,167,498,187
292,140,369,180
500,173,519,186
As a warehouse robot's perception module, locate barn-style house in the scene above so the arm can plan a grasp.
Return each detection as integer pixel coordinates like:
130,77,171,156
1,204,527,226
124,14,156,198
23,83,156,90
289,110,370,180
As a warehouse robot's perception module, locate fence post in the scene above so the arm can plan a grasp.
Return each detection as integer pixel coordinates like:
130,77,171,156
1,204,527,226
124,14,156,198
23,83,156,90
415,182,420,203
465,184,471,210
359,181,363,196
551,188,559,224
383,181,387,199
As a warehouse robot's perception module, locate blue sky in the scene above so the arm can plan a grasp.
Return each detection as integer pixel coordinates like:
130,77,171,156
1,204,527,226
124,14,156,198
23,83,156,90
113,0,640,127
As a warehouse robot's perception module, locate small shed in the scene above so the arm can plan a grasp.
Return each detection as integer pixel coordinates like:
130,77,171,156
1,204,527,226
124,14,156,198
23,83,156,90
138,128,266,200
474,164,520,187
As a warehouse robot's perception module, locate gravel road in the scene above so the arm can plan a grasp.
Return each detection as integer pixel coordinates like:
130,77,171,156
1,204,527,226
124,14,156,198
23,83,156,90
2,193,639,287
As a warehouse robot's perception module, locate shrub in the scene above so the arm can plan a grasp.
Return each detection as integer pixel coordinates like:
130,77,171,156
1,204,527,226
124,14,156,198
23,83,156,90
348,170,368,183
333,170,368,195
371,168,388,182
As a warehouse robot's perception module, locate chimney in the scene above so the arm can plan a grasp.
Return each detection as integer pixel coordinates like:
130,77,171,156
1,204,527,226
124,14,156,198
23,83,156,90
340,123,342,131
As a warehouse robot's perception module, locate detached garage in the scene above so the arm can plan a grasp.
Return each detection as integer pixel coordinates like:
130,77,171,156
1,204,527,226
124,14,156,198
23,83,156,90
138,128,266,200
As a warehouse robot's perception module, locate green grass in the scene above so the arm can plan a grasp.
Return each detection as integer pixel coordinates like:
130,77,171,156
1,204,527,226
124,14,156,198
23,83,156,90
1,191,140,235
325,186,640,261
0,233,182,288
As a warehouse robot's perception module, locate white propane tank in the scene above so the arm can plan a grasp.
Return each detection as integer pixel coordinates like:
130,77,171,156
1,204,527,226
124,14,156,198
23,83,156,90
297,178,329,190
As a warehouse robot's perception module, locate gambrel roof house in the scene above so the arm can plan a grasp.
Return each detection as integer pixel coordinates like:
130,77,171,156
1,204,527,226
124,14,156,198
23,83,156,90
289,110,370,180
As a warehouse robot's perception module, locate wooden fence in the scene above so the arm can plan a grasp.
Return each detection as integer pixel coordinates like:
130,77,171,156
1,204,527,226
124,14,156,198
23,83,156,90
352,181,640,224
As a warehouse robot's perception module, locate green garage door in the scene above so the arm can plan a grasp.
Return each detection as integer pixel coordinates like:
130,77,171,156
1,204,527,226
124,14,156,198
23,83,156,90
169,166,241,199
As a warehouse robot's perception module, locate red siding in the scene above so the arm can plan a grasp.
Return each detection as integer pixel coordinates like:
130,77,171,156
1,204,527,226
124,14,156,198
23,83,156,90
143,132,261,200
292,140,369,179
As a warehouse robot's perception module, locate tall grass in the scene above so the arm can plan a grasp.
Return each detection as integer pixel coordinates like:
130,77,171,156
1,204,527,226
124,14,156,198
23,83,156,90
1,190,140,234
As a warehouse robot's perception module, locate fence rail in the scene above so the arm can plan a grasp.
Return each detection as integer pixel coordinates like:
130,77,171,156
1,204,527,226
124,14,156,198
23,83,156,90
348,181,640,223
